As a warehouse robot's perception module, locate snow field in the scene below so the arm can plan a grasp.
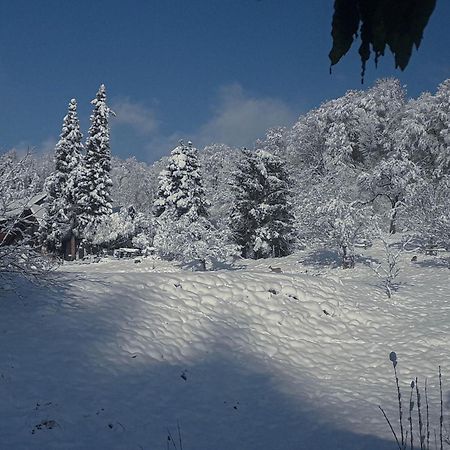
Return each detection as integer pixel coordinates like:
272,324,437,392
0,245,449,449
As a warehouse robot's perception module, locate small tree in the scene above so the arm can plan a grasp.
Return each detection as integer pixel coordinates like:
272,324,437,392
316,192,369,268
370,229,412,298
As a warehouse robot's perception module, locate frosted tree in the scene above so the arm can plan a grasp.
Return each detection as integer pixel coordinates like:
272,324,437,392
0,150,40,206
153,142,233,269
285,78,405,179
198,143,241,228
433,79,450,177
111,155,166,214
315,182,370,268
0,153,54,287
41,99,83,253
358,151,420,234
88,206,153,251
154,141,208,219
230,149,264,258
406,175,450,251
74,84,113,240
392,79,450,179
154,209,237,270
230,149,295,259
255,127,288,157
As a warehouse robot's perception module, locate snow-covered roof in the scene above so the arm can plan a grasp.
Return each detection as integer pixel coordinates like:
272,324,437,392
1,192,47,221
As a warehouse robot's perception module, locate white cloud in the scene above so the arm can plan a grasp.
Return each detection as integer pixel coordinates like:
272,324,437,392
195,84,296,148
110,97,159,136
142,131,185,161
107,85,297,163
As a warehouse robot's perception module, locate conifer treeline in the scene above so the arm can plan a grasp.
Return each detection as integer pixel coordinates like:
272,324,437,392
41,85,113,255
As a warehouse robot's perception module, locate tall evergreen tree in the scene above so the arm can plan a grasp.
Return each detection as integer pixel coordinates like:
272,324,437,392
42,99,83,253
230,149,295,259
74,84,113,239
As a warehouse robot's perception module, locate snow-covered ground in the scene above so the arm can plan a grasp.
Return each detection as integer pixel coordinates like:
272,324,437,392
1,242,449,450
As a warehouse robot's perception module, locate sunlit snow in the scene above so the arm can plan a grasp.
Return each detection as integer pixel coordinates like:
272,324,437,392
1,241,448,450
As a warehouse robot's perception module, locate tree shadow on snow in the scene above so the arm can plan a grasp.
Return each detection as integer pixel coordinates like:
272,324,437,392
300,249,342,269
0,283,397,450
414,257,450,269
357,255,382,268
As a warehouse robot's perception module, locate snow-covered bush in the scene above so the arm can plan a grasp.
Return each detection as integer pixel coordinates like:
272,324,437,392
87,207,153,252
154,210,238,270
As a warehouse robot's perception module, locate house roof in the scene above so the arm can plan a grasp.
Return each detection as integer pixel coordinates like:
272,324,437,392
1,192,47,223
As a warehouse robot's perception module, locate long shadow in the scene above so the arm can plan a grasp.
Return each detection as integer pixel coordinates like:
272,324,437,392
414,257,450,269
300,249,341,269
0,278,397,450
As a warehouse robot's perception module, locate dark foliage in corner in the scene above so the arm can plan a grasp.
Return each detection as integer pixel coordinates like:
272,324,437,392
329,0,436,82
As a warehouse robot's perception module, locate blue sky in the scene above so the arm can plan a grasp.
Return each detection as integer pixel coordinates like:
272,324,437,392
1,0,449,163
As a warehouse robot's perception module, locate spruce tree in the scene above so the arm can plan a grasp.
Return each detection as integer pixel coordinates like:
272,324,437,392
154,141,208,219
153,141,234,268
230,149,295,259
75,84,113,239
229,149,260,258
42,98,83,253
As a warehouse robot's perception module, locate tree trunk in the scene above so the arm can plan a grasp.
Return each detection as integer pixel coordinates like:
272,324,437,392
389,195,399,235
425,237,437,256
342,245,355,269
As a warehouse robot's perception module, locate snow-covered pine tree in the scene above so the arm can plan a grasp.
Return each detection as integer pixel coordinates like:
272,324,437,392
230,149,295,259
153,141,235,269
229,149,260,258
153,141,208,219
74,84,113,241
41,98,83,253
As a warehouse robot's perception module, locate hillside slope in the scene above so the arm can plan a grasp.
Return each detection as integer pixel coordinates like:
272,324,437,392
0,245,449,449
